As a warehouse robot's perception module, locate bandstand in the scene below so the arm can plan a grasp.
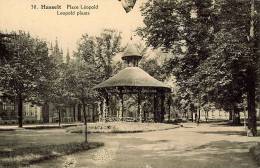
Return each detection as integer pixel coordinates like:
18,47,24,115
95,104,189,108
94,42,171,122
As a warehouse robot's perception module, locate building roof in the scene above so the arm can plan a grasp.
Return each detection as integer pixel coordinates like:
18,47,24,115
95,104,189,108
121,43,142,60
94,67,171,92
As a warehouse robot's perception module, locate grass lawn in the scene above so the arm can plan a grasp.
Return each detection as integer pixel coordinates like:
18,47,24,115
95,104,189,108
250,143,260,166
0,129,103,168
67,122,180,134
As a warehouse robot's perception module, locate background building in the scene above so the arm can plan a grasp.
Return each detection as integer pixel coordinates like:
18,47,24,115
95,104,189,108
0,92,97,125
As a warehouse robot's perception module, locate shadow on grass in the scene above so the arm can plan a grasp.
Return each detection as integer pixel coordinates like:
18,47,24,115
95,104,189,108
250,143,260,166
171,140,260,167
198,130,247,136
193,140,255,151
209,122,243,127
208,121,260,127
0,141,104,168
200,119,229,124
199,130,260,137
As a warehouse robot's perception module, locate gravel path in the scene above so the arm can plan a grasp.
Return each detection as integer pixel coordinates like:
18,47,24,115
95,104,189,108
33,122,260,168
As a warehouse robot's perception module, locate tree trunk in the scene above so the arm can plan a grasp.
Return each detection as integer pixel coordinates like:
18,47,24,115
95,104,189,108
198,109,200,124
247,65,257,136
17,94,23,128
197,103,200,125
78,104,82,121
58,108,61,127
42,101,49,123
196,95,201,124
82,101,87,125
82,99,88,143
205,110,208,123
229,110,233,121
73,104,76,122
168,104,171,122
87,105,90,121
92,104,95,122
246,0,257,136
191,111,194,122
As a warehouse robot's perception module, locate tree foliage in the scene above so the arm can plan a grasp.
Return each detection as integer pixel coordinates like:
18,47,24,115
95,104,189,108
0,31,54,127
138,0,259,130
76,29,122,81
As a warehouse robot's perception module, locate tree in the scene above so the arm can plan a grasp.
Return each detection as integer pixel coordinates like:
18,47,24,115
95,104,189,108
68,29,122,142
138,0,215,122
140,55,167,81
0,31,52,127
78,29,122,80
138,0,259,132
0,33,15,64
202,0,259,131
64,58,97,143
246,0,259,136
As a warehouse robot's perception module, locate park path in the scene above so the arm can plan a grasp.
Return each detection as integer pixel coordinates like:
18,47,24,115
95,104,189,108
33,122,260,168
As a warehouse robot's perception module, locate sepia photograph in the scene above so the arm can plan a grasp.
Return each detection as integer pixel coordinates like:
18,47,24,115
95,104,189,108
0,0,260,167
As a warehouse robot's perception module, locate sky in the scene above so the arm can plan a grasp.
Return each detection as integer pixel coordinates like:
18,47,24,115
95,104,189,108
0,0,146,54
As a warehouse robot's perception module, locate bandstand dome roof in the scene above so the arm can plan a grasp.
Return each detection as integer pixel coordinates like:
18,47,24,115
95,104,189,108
93,67,171,91
121,43,142,60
